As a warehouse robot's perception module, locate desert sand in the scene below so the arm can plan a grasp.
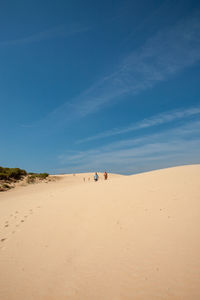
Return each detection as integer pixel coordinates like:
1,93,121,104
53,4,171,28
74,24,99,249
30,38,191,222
0,165,200,300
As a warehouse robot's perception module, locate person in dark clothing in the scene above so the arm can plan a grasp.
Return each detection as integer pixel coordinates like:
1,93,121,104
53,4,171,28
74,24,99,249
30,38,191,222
104,172,108,180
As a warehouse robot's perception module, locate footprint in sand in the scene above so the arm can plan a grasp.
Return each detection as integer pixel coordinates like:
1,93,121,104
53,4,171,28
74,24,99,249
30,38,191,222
2,209,34,241
0,238,7,250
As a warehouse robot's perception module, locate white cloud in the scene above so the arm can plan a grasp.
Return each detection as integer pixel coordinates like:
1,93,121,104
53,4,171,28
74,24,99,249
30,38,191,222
57,119,200,174
0,24,89,46
36,11,200,129
77,106,200,143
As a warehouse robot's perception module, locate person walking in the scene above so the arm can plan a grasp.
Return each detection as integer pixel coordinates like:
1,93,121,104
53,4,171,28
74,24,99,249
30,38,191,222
104,171,108,180
94,172,99,182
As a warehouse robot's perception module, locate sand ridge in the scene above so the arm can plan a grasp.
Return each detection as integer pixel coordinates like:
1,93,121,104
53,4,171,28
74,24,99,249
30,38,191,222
0,165,200,299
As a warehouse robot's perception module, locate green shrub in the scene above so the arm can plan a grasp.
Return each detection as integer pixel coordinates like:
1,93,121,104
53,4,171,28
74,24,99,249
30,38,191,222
27,172,49,183
28,173,49,180
0,166,49,184
0,173,8,180
0,166,27,181
38,173,49,179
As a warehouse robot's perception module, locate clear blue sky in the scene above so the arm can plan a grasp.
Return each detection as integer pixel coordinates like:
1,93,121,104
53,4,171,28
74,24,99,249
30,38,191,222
1,0,200,174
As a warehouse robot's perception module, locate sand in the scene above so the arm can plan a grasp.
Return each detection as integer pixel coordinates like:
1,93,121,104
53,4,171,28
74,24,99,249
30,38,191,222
0,165,200,300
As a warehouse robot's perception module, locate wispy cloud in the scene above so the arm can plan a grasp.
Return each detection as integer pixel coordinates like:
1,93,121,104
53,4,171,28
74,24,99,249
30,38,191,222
57,119,200,174
38,11,200,128
77,106,200,143
0,24,89,46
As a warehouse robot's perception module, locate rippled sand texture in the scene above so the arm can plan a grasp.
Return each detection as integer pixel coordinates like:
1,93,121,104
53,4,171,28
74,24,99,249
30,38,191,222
0,166,200,300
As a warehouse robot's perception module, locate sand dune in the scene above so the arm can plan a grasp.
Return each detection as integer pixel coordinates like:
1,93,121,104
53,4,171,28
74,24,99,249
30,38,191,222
0,165,200,300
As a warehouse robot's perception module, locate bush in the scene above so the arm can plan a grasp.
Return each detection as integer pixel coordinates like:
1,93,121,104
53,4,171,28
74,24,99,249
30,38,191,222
27,173,49,183
33,173,49,179
0,167,27,181
0,166,49,185
0,173,8,180
38,173,49,179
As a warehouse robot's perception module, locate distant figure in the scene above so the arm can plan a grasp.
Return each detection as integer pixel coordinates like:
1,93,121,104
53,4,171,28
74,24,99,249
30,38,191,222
104,171,108,180
94,172,99,182
83,177,85,182
88,177,90,181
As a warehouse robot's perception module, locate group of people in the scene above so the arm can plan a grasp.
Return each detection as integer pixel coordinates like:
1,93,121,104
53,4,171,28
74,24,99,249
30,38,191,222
94,172,108,182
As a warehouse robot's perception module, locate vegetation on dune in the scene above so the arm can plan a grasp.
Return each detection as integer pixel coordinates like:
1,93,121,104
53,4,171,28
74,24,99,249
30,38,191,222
28,172,49,179
0,166,49,191
26,173,49,183
0,167,27,181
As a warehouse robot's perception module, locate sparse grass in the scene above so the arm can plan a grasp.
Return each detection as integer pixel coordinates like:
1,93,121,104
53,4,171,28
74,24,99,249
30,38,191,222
26,173,49,183
2,183,11,189
28,173,49,179
0,183,12,192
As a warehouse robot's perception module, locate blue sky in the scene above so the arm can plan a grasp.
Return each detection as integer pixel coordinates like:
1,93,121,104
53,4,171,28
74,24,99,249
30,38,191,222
1,0,200,174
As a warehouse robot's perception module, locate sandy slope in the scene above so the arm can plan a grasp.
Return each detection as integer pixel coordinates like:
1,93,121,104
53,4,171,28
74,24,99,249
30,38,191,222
0,166,200,300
